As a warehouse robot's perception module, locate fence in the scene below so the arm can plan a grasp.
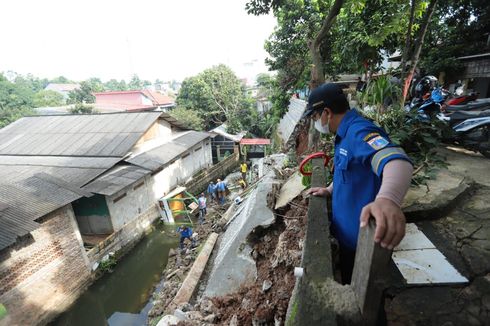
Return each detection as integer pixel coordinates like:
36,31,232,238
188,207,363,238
287,158,392,325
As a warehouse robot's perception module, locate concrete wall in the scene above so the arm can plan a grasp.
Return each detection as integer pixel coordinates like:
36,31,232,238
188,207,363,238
147,140,213,200
86,205,159,265
184,150,240,196
0,206,91,326
106,179,154,231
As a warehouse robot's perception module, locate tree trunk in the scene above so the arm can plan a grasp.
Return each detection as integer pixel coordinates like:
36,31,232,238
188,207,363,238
401,0,438,103
306,0,344,150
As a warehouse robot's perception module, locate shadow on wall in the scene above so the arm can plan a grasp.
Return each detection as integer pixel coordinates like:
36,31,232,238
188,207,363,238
0,206,92,326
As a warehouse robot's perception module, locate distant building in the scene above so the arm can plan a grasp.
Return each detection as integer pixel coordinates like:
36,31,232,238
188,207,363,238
93,90,175,112
0,112,211,325
44,83,80,99
457,53,490,98
209,124,246,163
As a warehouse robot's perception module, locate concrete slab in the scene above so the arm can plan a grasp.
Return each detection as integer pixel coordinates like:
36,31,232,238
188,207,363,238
274,172,305,210
403,169,470,217
204,156,286,297
393,249,469,284
394,223,435,251
393,224,468,285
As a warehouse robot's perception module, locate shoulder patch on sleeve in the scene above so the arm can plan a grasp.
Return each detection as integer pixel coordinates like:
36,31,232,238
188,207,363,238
363,132,381,141
366,135,389,150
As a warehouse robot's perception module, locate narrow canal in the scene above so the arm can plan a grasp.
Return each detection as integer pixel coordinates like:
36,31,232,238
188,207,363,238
52,224,179,326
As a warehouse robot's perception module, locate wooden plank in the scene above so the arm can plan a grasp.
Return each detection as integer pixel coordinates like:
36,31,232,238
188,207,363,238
293,158,337,326
351,219,392,325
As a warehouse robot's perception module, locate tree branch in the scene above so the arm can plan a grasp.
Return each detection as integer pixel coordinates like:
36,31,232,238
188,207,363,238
312,0,344,50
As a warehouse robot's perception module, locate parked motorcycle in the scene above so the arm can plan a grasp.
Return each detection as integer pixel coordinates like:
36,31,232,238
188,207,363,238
444,98,490,113
445,92,479,106
437,111,490,158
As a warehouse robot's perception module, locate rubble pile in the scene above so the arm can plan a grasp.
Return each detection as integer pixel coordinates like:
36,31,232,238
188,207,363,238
168,198,308,326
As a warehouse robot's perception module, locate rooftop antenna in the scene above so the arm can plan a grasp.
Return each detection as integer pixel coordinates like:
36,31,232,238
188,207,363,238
126,36,135,79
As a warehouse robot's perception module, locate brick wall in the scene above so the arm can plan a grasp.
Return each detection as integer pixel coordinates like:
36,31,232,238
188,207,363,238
0,205,91,326
87,204,160,265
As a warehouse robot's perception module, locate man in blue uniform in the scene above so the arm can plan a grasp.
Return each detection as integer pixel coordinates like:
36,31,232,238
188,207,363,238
304,83,413,283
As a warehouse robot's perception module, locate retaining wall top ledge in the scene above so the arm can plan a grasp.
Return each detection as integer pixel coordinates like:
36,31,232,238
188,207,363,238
403,169,471,217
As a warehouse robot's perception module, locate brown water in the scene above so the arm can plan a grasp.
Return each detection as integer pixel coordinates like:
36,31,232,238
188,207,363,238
51,224,179,326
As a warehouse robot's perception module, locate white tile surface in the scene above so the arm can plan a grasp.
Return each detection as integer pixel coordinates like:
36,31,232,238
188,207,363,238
392,223,468,285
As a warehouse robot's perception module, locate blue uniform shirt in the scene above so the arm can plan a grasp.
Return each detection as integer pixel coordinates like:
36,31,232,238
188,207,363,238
332,109,411,251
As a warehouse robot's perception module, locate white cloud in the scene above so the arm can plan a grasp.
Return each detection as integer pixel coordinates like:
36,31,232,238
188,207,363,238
0,0,276,82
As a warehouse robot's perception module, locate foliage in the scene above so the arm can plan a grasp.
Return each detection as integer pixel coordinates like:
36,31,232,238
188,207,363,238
128,74,151,90
69,103,95,114
104,79,128,91
362,104,449,185
419,0,490,80
176,64,254,133
360,75,401,116
32,90,64,107
85,77,104,92
98,256,117,273
67,81,95,104
168,107,204,130
0,73,35,128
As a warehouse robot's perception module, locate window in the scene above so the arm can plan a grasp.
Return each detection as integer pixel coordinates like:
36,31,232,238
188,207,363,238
134,181,144,190
182,152,190,159
194,146,202,152
113,193,127,203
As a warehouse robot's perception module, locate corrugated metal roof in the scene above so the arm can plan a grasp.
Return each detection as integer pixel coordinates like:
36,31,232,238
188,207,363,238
126,131,210,171
0,155,120,168
0,167,93,250
0,112,162,157
277,98,307,146
82,165,151,196
210,124,246,142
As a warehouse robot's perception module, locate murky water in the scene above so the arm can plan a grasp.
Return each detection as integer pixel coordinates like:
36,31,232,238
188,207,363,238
52,224,179,326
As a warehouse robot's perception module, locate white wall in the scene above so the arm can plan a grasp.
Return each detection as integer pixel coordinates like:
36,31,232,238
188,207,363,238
148,140,213,200
107,139,212,229
106,178,153,231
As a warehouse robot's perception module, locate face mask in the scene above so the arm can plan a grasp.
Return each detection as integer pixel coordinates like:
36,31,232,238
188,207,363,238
314,117,330,134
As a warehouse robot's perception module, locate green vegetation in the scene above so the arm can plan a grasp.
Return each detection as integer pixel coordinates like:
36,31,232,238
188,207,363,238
176,64,257,134
168,107,204,131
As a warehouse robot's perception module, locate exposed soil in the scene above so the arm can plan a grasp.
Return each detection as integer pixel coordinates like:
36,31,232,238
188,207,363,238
173,198,308,326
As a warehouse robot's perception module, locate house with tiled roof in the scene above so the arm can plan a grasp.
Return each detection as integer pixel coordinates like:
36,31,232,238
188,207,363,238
93,90,175,112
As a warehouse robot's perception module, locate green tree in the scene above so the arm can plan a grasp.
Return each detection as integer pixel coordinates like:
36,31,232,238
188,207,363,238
85,77,105,92
105,79,128,91
50,76,72,84
69,103,95,114
128,75,143,90
177,64,254,133
32,90,65,107
67,81,95,104
0,73,34,128
168,107,204,130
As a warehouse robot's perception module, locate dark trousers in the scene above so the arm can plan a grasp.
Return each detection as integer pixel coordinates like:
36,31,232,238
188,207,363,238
339,245,356,285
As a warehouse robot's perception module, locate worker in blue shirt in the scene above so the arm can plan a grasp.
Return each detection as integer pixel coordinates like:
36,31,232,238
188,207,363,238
177,225,195,249
304,83,413,284
207,181,217,204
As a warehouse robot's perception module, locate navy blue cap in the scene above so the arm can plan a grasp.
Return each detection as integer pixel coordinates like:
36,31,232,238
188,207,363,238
303,83,348,118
